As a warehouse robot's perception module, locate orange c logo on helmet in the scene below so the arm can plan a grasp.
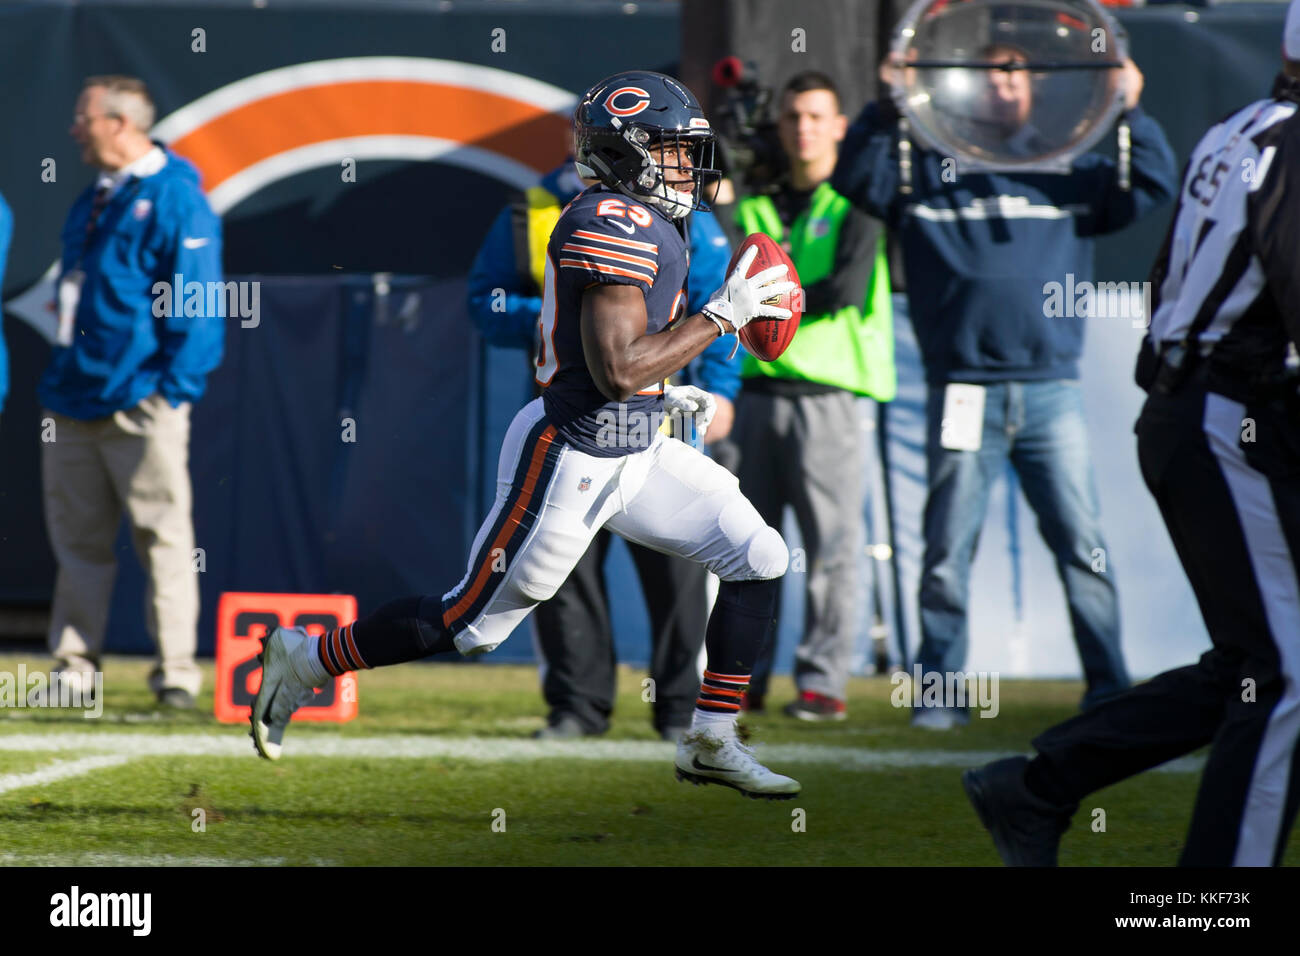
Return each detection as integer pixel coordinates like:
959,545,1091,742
604,86,651,117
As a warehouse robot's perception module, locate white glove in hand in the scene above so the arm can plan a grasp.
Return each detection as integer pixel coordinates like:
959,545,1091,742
663,384,718,439
702,245,798,332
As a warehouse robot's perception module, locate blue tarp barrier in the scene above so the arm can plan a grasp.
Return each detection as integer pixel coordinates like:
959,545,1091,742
106,276,477,656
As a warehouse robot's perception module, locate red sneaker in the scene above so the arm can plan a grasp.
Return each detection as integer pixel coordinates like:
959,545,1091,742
783,691,847,722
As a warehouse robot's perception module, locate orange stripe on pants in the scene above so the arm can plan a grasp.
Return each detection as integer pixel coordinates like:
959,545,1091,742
443,425,558,627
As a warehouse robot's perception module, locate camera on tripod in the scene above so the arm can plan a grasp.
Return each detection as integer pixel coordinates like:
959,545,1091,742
710,56,788,195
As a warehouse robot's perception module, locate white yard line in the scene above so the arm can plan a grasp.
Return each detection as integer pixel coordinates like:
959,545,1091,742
0,732,1207,773
0,852,298,867
0,754,133,795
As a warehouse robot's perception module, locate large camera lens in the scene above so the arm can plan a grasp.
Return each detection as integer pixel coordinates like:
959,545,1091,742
889,0,1126,173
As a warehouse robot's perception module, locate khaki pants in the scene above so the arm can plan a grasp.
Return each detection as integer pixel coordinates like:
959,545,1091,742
42,394,201,696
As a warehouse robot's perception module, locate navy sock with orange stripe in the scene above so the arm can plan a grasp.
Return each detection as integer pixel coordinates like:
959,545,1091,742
315,621,367,677
692,578,779,731
317,595,457,676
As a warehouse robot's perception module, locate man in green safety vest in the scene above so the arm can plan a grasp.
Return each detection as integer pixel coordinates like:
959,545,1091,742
731,71,895,721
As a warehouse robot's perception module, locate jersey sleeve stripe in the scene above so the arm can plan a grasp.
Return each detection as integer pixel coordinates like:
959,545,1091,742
559,258,654,286
559,242,659,273
571,229,659,253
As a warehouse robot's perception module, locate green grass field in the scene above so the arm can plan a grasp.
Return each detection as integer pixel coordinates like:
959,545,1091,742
0,654,1292,866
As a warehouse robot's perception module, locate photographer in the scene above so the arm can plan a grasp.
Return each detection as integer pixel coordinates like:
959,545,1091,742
729,71,896,720
832,51,1178,727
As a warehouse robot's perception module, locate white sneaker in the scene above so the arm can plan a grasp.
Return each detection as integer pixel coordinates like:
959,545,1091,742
250,626,321,760
674,726,801,799
911,707,970,731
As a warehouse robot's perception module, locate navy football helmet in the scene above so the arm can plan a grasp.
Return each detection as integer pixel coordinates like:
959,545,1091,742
574,70,719,220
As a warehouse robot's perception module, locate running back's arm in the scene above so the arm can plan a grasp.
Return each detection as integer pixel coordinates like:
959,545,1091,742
580,283,725,402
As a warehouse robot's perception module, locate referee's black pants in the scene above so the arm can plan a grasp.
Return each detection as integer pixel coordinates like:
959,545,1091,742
532,528,709,735
1028,378,1300,865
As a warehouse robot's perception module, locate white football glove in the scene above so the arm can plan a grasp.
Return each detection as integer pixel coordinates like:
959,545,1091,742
663,384,718,439
701,244,799,333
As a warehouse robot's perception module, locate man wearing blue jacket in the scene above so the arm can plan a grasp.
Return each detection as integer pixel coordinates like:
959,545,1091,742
467,158,741,740
832,56,1178,727
0,192,11,421
42,76,224,708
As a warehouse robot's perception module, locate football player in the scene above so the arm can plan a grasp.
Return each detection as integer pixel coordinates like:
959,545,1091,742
250,70,803,798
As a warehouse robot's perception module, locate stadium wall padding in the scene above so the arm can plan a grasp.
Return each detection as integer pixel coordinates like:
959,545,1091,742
0,0,1291,678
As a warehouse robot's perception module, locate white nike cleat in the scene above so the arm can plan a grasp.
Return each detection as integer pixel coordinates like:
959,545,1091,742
674,726,801,800
250,626,321,760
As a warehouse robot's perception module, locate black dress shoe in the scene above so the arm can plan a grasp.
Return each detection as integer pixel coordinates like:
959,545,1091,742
157,687,196,710
962,756,1077,866
532,714,595,739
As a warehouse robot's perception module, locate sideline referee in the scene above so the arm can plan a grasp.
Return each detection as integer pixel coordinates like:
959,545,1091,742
963,6,1300,867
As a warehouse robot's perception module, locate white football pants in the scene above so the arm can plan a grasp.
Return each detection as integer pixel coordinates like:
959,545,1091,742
443,398,788,655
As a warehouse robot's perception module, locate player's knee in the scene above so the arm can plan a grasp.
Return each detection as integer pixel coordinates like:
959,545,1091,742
744,525,788,580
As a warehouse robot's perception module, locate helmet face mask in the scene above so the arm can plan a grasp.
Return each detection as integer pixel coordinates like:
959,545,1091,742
575,71,719,220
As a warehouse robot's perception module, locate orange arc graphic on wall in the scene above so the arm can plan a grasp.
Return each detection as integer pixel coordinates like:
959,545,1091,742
5,58,579,343
170,81,571,198
149,58,579,213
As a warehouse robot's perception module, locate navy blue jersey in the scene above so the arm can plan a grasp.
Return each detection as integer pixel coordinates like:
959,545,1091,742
537,185,690,457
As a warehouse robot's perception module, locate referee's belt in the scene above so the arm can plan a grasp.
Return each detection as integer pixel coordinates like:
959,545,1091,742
1136,338,1205,395
1141,339,1296,403
1153,340,1212,369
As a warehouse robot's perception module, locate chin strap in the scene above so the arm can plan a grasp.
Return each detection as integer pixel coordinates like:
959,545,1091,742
641,176,694,219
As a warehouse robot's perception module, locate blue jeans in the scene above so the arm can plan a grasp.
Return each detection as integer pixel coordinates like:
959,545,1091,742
916,380,1130,710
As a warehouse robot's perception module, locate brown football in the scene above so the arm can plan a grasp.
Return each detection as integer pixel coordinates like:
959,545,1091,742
729,232,802,362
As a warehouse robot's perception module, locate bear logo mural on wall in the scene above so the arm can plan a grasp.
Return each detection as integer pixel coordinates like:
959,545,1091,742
7,57,576,340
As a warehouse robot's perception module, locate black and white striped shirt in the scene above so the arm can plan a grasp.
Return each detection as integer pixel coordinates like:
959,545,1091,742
1148,74,1300,381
